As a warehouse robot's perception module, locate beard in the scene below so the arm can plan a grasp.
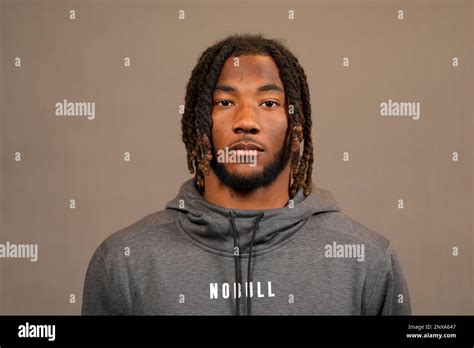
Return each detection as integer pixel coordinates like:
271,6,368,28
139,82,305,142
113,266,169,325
209,139,292,194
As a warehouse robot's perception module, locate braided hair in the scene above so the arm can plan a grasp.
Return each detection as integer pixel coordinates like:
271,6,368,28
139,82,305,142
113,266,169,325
182,33,314,198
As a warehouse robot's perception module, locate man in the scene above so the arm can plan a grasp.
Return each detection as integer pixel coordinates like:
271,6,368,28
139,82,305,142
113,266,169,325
82,34,411,315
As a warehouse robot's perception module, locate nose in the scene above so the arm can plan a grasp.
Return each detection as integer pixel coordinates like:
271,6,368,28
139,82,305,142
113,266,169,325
232,102,260,135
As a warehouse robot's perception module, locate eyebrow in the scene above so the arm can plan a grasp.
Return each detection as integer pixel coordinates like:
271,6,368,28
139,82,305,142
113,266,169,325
214,84,284,94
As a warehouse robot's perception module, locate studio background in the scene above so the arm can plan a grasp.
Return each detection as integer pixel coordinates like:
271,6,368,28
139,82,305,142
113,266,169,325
0,0,472,314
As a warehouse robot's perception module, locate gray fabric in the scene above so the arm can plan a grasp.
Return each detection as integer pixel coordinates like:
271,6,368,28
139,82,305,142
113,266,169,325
82,179,412,315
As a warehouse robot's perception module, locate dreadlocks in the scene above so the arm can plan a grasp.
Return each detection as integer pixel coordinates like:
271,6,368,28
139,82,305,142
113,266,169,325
181,33,314,198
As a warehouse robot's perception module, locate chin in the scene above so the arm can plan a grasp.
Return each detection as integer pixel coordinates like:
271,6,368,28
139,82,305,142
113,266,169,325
226,166,262,177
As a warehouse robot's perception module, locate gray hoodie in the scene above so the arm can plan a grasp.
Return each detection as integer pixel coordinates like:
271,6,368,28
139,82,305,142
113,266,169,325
82,179,411,315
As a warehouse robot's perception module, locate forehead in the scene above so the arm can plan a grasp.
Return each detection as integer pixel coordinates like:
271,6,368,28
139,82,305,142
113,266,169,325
216,54,283,86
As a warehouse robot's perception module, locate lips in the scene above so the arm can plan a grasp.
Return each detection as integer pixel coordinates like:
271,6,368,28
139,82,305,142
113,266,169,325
230,142,264,152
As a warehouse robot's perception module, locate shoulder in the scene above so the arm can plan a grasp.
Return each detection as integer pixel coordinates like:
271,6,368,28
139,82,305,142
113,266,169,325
95,209,176,260
307,210,393,263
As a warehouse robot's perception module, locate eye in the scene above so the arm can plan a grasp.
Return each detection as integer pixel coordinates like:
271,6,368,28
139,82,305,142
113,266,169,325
261,100,280,108
214,100,233,108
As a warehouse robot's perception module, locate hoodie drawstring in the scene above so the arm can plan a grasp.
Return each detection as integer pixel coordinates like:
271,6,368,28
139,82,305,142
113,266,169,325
228,211,264,316
247,213,264,316
228,211,241,316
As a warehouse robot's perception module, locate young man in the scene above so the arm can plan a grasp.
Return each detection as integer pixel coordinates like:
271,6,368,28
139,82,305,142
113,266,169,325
82,34,411,315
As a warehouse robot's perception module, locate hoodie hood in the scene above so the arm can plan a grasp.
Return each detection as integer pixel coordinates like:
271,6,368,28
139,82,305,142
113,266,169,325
165,179,341,257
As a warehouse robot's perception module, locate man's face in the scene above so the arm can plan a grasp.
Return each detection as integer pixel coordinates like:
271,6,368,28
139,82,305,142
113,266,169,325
210,54,292,193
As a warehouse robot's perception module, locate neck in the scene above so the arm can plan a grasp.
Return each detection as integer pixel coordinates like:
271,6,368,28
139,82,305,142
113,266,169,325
202,165,292,210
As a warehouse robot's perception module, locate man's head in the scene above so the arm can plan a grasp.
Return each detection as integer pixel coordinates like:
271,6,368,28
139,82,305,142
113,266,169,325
182,34,313,198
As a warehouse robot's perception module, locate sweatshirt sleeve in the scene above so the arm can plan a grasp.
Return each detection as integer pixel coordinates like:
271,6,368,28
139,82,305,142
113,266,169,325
364,243,412,315
81,245,127,315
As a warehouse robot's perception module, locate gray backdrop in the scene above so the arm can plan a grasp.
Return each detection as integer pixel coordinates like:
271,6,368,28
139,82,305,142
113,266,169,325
0,0,473,314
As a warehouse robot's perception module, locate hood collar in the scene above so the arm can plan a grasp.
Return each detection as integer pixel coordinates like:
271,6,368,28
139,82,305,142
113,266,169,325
165,179,341,257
